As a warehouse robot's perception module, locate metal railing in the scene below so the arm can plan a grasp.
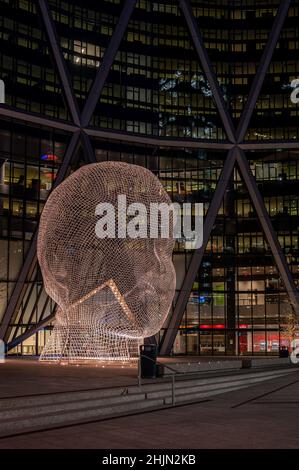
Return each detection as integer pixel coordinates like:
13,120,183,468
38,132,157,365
138,354,177,404
136,355,285,406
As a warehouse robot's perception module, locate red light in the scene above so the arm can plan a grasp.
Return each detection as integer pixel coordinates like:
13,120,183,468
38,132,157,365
43,172,55,180
200,324,225,329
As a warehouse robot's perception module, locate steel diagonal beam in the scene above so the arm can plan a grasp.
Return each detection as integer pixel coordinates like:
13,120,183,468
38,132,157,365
85,128,233,149
159,147,238,355
0,105,232,148
236,148,299,315
0,131,81,342
37,0,81,126
11,277,39,341
236,0,291,142
51,131,81,187
18,283,46,338
7,311,56,352
0,104,232,148
240,141,299,150
179,0,236,143
0,239,39,343
81,131,97,163
0,106,77,132
1,103,299,151
81,0,137,127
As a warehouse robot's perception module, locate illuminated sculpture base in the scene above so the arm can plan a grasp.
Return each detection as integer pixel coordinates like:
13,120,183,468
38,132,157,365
39,324,141,364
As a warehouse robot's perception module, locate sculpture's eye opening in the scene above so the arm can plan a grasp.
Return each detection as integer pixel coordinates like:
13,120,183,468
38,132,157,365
153,242,167,275
52,254,67,283
55,267,67,281
66,246,78,256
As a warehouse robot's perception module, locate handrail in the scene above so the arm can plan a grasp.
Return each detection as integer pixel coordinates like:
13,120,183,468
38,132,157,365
156,360,178,374
138,354,177,374
137,354,248,405
137,354,293,407
138,354,179,404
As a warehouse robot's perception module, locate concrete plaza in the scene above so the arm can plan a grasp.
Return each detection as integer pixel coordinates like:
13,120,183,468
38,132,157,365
0,358,298,448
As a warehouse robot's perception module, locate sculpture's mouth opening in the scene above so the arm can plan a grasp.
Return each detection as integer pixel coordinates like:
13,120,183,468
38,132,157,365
68,285,153,339
63,269,170,338
70,278,138,329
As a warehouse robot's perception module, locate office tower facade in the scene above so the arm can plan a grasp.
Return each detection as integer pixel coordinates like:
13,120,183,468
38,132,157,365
0,0,299,356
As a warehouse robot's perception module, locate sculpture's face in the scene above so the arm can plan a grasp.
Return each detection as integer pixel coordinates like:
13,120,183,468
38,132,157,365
37,162,176,339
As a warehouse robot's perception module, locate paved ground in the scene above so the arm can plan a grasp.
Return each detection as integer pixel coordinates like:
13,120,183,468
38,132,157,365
0,364,298,449
0,356,253,398
0,358,139,397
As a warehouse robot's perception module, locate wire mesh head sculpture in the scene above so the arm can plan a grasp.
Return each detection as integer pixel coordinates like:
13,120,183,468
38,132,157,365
38,162,176,363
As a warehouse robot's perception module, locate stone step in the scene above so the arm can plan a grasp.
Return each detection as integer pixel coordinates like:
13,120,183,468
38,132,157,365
0,378,269,437
164,383,260,405
0,391,146,421
130,367,295,394
146,369,294,400
0,367,294,412
0,397,165,437
0,368,297,438
164,371,297,404
0,385,134,410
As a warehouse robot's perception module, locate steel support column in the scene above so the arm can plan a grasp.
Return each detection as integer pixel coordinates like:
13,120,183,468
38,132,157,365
179,0,236,143
159,147,238,355
0,106,77,133
7,312,56,352
236,0,291,142
236,148,299,312
37,0,81,126
1,105,299,151
81,0,137,127
81,131,97,164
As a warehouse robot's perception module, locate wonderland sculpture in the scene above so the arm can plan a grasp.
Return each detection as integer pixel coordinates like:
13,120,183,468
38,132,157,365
38,162,176,362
